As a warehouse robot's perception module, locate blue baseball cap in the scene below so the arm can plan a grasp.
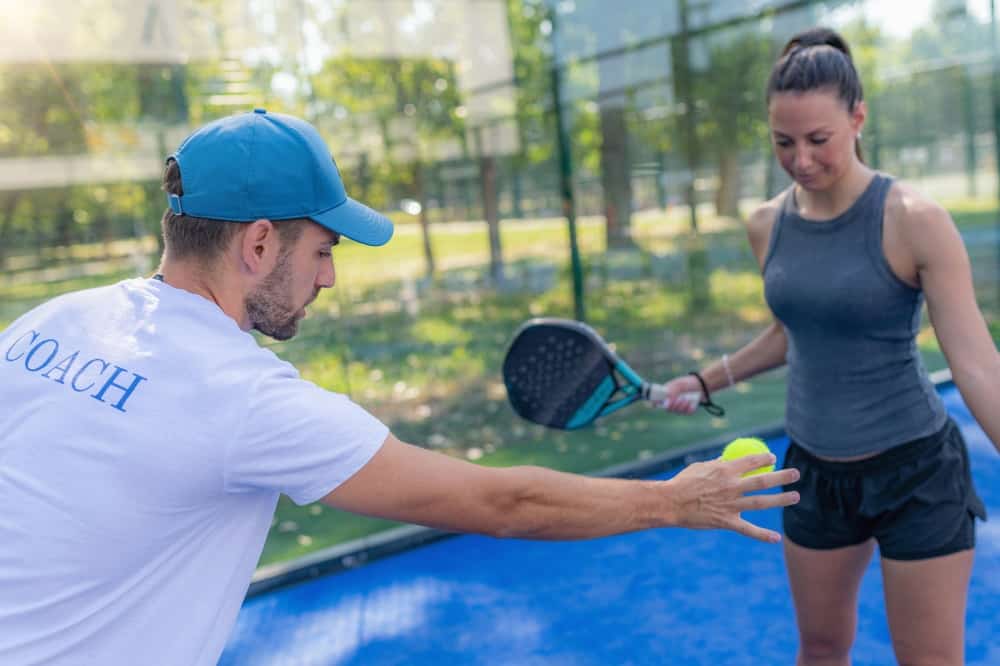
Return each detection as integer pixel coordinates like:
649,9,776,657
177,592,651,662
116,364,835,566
166,108,393,246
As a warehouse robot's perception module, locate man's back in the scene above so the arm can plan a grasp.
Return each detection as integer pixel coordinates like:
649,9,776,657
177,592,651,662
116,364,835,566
0,278,386,664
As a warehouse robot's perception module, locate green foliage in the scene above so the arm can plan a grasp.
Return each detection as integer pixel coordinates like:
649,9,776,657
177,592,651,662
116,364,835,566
309,54,465,209
694,32,772,154
507,0,557,168
0,64,88,157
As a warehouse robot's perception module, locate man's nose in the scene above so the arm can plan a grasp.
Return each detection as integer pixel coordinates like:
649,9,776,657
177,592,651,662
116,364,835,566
317,260,335,289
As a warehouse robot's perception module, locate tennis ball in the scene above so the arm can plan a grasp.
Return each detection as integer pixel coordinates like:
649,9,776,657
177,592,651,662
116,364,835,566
721,437,775,477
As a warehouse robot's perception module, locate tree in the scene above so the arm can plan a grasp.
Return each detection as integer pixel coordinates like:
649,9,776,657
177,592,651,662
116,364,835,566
693,32,772,218
506,0,558,218
311,54,465,279
0,64,93,267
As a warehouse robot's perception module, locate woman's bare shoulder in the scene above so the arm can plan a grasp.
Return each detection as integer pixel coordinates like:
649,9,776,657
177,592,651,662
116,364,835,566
745,192,787,263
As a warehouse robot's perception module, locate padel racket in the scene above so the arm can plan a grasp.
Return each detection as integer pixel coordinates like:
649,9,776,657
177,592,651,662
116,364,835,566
502,318,724,430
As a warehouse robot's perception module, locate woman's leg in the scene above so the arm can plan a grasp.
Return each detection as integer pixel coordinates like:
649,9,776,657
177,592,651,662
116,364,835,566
784,538,875,666
881,549,974,666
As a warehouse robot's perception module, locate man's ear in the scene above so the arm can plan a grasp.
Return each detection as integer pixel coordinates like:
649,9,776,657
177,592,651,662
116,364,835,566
239,219,279,275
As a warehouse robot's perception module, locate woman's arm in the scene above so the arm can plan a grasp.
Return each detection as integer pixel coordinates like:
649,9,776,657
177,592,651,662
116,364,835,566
901,191,1000,451
698,322,788,395
661,200,789,411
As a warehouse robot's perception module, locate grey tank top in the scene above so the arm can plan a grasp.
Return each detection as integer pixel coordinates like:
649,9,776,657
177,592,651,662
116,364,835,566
763,173,947,457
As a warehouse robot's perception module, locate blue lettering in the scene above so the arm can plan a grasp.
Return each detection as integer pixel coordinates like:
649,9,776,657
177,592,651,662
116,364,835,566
72,358,109,393
92,366,147,413
24,339,59,372
42,351,79,385
8,329,150,414
5,330,39,362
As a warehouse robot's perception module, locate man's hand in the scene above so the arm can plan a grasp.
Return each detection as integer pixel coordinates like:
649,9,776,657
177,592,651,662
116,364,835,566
664,453,800,543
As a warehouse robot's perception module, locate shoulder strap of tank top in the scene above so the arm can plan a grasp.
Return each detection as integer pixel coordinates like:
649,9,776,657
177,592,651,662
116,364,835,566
871,172,894,210
864,172,895,259
867,173,894,235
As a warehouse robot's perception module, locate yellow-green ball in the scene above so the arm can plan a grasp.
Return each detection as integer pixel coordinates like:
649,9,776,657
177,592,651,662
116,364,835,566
721,437,775,477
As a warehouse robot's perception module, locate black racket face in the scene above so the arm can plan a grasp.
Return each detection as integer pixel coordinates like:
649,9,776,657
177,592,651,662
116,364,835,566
502,320,617,429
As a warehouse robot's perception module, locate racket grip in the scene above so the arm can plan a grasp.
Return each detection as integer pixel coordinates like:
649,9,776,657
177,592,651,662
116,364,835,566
645,384,701,409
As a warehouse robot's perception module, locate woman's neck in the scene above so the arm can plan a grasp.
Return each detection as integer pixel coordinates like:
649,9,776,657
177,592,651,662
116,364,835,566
794,163,875,221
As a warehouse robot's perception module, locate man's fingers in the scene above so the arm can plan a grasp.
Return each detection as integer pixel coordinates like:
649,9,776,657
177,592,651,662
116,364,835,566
732,518,783,544
729,452,777,475
740,466,800,492
736,490,800,512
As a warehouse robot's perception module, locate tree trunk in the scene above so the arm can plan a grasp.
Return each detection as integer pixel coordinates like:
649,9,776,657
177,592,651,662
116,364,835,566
479,154,504,285
656,149,668,210
685,233,711,314
356,152,371,203
715,150,741,218
599,104,633,248
170,64,189,123
56,196,75,248
510,159,524,219
414,161,435,278
0,193,21,271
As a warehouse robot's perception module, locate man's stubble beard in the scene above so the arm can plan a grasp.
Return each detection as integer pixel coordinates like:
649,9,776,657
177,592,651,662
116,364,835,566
245,250,301,341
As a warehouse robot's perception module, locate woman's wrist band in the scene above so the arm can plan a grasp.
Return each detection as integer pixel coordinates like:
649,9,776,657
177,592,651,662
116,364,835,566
687,371,726,417
722,353,736,388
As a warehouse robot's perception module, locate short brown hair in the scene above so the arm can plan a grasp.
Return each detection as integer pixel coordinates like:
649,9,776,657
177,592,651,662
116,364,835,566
160,159,306,261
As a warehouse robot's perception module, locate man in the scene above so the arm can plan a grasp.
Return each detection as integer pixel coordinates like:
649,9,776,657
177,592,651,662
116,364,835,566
0,109,799,665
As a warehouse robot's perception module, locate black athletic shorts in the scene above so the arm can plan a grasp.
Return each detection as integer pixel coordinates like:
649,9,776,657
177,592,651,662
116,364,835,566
782,418,987,561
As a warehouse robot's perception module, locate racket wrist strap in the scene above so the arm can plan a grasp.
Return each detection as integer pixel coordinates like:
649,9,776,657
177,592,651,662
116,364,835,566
688,371,725,417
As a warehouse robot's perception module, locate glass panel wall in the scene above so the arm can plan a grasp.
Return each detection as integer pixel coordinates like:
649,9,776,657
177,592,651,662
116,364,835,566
3,0,997,564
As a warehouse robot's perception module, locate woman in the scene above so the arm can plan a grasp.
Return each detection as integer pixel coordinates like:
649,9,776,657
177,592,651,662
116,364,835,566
661,27,998,666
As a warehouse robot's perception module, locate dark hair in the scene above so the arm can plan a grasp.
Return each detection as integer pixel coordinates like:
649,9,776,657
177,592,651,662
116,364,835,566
767,27,864,160
160,159,305,262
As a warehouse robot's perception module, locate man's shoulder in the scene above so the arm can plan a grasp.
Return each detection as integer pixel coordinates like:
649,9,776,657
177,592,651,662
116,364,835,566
1,281,124,334
45,280,126,308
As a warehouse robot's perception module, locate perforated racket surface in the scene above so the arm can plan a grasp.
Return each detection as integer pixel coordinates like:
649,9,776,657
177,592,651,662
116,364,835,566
502,319,643,430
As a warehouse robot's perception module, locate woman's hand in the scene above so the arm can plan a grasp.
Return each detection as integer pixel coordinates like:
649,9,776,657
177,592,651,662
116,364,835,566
658,374,704,415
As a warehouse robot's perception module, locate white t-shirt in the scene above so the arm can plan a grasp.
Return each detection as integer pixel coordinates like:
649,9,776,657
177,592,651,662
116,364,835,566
0,278,388,665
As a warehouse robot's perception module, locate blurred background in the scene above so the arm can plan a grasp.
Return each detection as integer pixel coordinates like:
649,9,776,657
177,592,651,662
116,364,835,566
2,0,998,567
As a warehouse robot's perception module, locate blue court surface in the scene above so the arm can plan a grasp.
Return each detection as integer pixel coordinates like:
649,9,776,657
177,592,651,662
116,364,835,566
221,382,999,665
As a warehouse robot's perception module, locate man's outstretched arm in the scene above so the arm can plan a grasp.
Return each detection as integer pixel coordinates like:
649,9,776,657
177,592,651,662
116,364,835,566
323,435,799,543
